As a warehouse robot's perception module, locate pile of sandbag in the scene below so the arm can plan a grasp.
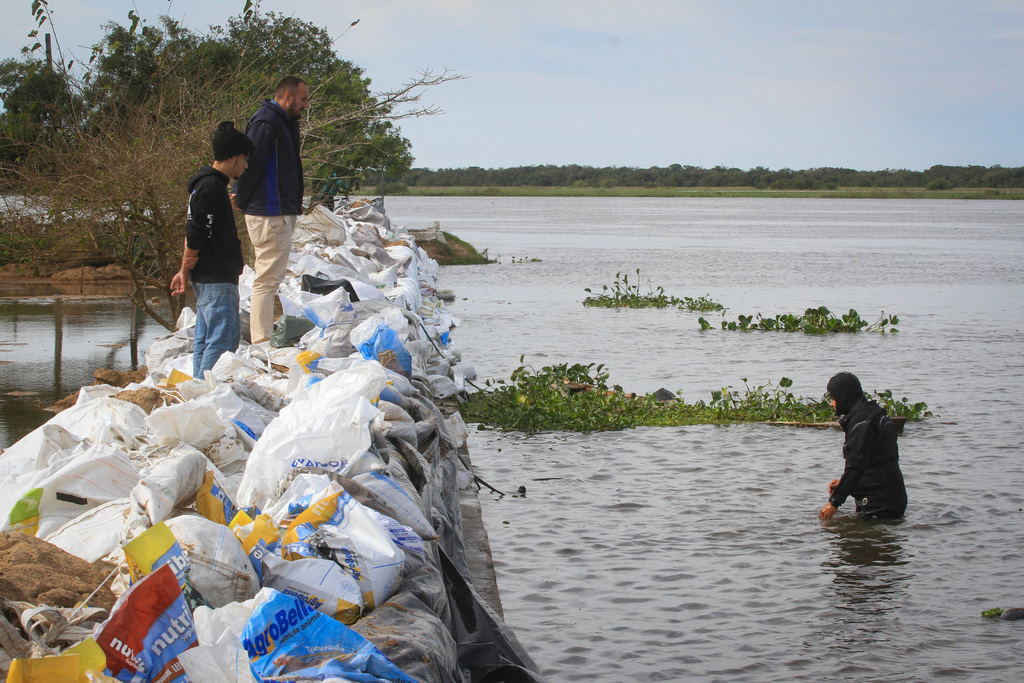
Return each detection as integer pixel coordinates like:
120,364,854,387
0,199,543,683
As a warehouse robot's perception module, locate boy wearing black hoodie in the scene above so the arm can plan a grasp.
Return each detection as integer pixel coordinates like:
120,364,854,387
171,121,254,379
819,371,907,520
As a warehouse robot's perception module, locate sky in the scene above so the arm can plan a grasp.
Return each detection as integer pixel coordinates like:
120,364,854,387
2,0,1023,172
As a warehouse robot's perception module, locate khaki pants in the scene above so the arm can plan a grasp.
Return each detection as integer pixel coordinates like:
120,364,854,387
245,214,296,343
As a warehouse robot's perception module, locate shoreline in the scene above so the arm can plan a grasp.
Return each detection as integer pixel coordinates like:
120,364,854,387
391,186,1024,199
0,230,489,289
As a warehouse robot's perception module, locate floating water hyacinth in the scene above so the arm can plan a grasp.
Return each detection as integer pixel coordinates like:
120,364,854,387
584,269,723,311
700,306,898,334
461,362,929,433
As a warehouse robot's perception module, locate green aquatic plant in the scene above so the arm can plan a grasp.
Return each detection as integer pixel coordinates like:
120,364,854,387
460,357,657,432
508,255,542,263
873,389,932,420
680,295,725,312
460,363,929,433
583,269,724,311
583,269,678,308
699,307,898,334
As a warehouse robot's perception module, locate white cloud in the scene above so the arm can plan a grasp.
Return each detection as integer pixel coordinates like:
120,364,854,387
2,0,1022,170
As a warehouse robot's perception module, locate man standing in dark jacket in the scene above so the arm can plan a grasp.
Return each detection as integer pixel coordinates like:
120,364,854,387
234,75,310,343
171,121,254,379
819,371,907,520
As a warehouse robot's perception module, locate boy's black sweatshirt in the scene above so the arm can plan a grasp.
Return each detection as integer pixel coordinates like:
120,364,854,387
185,166,244,283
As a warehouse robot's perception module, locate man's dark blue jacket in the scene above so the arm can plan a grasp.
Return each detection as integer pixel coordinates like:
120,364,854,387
234,99,303,216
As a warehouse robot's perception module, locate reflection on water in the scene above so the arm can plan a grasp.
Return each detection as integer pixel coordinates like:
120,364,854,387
823,520,911,613
0,286,168,447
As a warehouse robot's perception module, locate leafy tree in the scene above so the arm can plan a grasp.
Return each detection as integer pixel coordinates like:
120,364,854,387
0,1,458,330
0,57,81,168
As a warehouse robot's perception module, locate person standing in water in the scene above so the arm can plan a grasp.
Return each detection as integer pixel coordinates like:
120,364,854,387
819,371,907,520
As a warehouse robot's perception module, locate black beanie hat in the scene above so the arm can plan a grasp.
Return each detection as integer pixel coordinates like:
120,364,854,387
826,371,864,415
212,121,254,161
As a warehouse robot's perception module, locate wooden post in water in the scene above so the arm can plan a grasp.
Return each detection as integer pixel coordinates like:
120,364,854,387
53,298,62,399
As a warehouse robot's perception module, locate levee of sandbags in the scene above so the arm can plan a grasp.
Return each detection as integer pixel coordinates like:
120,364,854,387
0,198,547,683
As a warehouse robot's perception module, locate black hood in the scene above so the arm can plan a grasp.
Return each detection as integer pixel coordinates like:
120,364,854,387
827,371,864,415
187,166,228,193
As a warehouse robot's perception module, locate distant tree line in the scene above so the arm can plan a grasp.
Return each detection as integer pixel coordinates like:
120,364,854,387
400,164,1024,190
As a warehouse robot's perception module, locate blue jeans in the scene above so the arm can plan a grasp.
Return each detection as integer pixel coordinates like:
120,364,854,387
192,280,240,379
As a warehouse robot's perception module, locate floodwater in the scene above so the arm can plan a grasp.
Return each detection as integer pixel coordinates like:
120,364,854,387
2,197,1023,681
386,196,1024,682
0,283,168,447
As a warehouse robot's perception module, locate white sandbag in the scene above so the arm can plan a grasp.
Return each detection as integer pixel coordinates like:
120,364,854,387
145,398,236,451
180,598,258,682
259,472,334,526
349,278,386,301
293,204,348,247
382,277,423,312
377,400,418,445
345,200,391,229
353,470,436,541
231,375,287,414
0,442,140,537
176,306,197,331
446,411,470,451
209,351,261,382
178,646,257,683
260,553,363,624
75,384,121,404
165,514,260,608
367,262,401,289
129,444,208,526
237,266,254,313
45,498,131,565
313,493,406,612
347,222,384,247
304,323,360,359
194,384,270,446
235,362,387,509
368,508,427,575
405,339,436,381
193,600,255,647
298,283,354,329
0,423,78,480
48,396,148,449
428,374,460,400
384,370,418,398
145,331,193,375
162,352,196,380
384,243,417,273
322,244,370,276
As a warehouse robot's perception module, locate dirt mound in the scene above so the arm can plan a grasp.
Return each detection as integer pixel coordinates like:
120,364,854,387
0,263,58,281
94,367,148,388
43,393,79,413
111,387,163,413
44,367,152,413
50,264,130,282
0,533,116,611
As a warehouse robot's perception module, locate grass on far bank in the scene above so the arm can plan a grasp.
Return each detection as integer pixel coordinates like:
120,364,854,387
417,231,495,265
396,186,1024,200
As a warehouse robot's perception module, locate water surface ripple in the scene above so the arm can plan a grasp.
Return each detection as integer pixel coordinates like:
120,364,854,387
387,197,1024,682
